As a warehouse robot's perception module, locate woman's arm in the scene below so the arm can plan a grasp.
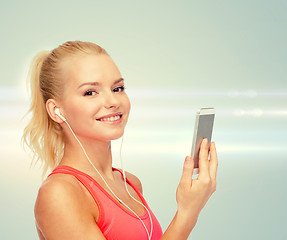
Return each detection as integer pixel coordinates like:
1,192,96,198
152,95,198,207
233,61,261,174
161,139,218,239
34,175,106,240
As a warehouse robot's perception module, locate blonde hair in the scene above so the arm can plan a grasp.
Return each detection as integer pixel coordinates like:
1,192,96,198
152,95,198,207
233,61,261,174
23,41,108,176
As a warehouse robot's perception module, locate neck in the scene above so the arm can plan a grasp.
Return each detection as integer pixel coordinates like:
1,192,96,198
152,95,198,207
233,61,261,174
60,136,115,179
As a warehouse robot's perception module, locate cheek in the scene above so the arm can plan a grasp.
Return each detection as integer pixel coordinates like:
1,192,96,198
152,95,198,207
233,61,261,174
126,100,131,114
124,95,131,113
64,100,101,122
123,97,131,121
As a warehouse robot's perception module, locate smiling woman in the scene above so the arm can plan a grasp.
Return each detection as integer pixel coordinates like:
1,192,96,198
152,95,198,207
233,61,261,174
22,40,218,240
45,54,131,143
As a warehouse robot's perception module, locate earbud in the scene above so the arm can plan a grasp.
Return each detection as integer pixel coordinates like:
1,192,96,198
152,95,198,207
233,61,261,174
55,108,66,121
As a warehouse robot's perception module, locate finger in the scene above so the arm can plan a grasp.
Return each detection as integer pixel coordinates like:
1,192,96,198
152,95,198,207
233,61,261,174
198,138,210,179
179,156,194,187
209,142,218,180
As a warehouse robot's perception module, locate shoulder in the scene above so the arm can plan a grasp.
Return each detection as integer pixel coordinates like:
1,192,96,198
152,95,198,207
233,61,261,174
35,174,85,218
34,173,93,227
34,174,105,239
122,170,143,193
36,174,83,202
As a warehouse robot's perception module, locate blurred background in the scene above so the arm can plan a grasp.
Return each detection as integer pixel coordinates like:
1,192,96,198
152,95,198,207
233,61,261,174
0,0,286,239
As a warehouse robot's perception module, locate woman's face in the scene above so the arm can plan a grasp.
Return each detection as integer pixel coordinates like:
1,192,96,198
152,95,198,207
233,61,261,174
59,54,130,142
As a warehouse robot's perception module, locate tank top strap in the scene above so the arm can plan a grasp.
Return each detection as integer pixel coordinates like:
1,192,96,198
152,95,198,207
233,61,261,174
48,165,106,204
48,165,104,218
111,168,148,206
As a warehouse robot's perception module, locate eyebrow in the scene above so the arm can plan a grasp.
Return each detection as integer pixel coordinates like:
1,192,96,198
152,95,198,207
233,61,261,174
78,78,124,89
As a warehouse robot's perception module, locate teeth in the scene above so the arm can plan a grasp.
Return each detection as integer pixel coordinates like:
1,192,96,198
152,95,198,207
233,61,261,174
100,115,121,122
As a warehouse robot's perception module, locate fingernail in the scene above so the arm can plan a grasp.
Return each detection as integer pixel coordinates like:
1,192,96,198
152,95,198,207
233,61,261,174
203,138,208,144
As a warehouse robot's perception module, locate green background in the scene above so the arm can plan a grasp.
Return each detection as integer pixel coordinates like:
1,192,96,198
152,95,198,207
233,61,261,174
0,0,286,239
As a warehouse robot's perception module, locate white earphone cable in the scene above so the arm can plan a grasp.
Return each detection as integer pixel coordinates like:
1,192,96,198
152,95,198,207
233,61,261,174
119,136,153,240
63,119,152,240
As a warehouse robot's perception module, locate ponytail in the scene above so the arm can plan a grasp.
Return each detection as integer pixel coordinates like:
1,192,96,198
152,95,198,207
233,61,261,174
22,41,108,177
23,51,64,177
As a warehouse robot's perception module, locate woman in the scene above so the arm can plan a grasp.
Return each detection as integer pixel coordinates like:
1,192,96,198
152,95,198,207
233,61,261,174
23,41,218,240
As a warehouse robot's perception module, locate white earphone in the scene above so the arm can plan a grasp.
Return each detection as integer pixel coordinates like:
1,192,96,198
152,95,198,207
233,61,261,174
53,107,153,239
55,108,66,121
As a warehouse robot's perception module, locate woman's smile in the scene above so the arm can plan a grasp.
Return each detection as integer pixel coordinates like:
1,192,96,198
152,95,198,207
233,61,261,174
96,112,123,124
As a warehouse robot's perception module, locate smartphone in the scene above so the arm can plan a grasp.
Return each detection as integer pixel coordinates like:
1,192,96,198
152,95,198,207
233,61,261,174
191,108,215,175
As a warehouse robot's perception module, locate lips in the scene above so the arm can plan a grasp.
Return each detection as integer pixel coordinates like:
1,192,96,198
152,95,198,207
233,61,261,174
96,112,123,122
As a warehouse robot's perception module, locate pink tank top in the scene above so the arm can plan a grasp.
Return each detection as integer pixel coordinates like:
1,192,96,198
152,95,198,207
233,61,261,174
49,165,163,240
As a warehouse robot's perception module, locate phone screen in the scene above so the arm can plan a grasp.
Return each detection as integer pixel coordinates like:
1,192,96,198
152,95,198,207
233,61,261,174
192,112,215,169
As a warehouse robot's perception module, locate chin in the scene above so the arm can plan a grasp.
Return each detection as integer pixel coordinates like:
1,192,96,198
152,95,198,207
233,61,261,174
97,130,125,141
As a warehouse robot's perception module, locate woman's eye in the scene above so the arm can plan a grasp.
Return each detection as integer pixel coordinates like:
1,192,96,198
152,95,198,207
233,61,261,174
84,90,97,96
113,86,125,93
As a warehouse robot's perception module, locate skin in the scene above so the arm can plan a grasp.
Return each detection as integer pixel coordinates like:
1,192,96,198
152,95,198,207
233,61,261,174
35,54,218,240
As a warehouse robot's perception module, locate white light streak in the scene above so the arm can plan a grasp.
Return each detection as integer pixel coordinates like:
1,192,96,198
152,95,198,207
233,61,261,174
234,109,287,117
228,90,258,98
127,88,287,99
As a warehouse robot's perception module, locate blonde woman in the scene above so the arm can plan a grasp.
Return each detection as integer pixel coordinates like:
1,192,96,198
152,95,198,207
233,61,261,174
23,41,218,240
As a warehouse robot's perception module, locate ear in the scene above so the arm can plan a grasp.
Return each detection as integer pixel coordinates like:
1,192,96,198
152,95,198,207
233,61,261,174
46,99,65,123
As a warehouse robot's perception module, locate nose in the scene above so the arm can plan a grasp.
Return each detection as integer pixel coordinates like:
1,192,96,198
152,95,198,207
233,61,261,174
103,91,120,110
